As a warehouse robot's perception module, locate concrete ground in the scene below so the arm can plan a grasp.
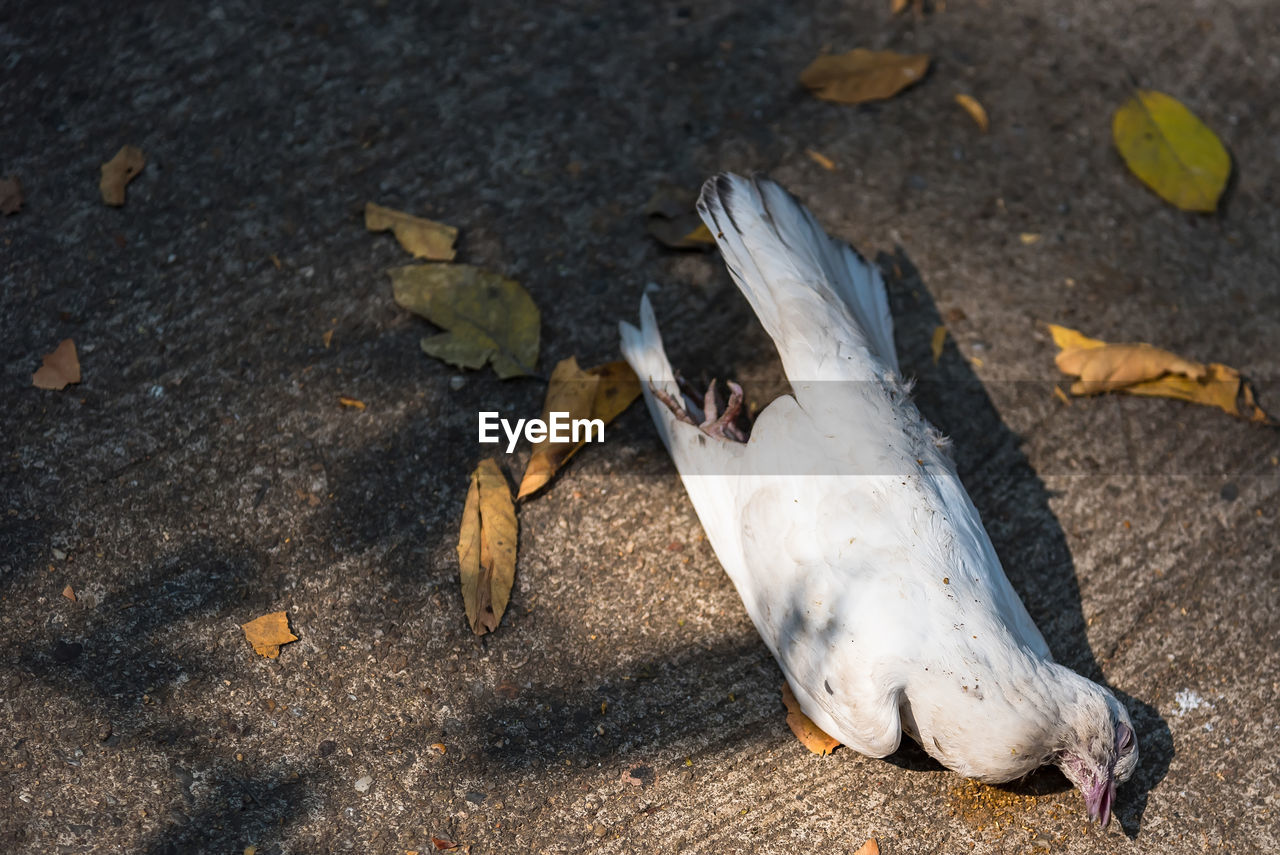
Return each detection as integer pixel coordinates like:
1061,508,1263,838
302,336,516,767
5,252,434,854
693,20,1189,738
3,1,1278,852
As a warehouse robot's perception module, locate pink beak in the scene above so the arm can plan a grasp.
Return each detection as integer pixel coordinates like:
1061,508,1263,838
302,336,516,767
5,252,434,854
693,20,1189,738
1085,775,1116,827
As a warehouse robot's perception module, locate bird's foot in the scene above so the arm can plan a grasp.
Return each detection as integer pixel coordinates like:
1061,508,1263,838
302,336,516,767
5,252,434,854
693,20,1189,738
651,374,751,443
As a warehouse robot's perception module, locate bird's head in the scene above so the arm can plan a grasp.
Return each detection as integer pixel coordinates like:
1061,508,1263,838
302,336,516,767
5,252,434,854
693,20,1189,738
1055,691,1138,827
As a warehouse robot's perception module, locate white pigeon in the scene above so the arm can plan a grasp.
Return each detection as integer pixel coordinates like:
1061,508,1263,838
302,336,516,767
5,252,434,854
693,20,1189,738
619,173,1138,825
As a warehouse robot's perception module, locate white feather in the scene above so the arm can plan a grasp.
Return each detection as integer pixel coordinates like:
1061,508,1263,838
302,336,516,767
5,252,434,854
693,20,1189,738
620,174,1134,789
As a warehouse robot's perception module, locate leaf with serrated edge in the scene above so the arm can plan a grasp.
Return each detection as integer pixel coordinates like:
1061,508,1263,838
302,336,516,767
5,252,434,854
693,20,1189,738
1112,90,1230,212
800,49,930,105
365,202,458,260
391,264,539,378
458,459,517,635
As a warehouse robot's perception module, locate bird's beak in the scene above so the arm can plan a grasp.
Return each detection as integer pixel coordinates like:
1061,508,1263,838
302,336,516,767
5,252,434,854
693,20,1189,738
1085,775,1117,827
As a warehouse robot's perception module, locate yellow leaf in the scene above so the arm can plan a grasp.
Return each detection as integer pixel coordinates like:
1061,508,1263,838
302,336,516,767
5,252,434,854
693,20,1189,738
1050,324,1272,422
1112,90,1230,212
458,459,518,635
517,358,642,499
854,840,880,855
805,149,837,171
1047,324,1105,352
365,202,458,260
644,184,714,250
930,325,947,364
241,611,298,659
954,94,989,132
781,682,840,756
1019,233,1041,245
32,339,81,390
682,222,716,245
390,264,540,379
799,49,930,105
99,145,146,207
338,396,366,410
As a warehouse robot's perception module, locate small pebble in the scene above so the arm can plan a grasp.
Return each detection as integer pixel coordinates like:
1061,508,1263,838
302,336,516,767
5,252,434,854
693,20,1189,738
449,375,465,391
354,775,372,793
1220,482,1239,502
593,824,607,837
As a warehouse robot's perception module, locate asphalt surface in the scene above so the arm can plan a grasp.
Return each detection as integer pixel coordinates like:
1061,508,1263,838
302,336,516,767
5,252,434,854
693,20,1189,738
3,1,1279,853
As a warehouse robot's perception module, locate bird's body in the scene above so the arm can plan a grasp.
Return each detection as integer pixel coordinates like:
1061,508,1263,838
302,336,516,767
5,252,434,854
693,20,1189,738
620,174,1137,823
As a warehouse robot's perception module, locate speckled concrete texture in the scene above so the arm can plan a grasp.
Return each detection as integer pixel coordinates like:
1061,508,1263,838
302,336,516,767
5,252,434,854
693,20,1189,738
2,2,1278,853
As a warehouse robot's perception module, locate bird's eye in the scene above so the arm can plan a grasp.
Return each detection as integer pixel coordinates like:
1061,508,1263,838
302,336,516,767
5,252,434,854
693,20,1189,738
1117,722,1133,752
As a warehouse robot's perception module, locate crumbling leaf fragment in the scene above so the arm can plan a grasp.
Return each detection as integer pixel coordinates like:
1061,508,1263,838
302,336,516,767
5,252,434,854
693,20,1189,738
241,611,298,659
62,585,77,602
1112,90,1230,212
365,202,458,260
0,175,23,215
805,149,837,171
99,145,146,207
516,358,642,499
391,264,540,378
854,840,880,855
458,459,518,635
799,49,930,105
1049,324,1272,423
954,94,989,132
338,396,366,410
644,184,715,250
781,682,840,756
32,339,81,390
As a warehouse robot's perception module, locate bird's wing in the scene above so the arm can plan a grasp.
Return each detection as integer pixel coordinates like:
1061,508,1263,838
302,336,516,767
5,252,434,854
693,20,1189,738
697,173,898,382
619,295,750,573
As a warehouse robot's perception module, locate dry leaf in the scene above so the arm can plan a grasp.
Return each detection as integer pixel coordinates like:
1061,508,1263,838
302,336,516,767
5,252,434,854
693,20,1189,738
391,264,540,379
1050,324,1272,423
32,339,81,390
99,145,146,207
954,94,989,132
0,175,23,215
62,585,77,602
930,325,947,364
457,459,518,635
781,682,840,756
517,358,641,499
431,838,459,851
365,202,458,260
890,0,910,13
1112,90,1230,212
241,611,298,659
1019,233,1041,245
338,396,366,410
799,49,930,105
854,840,880,855
805,149,837,171
644,184,715,250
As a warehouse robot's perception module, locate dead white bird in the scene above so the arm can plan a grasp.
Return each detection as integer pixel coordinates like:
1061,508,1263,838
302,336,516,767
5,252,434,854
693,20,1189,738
619,173,1137,825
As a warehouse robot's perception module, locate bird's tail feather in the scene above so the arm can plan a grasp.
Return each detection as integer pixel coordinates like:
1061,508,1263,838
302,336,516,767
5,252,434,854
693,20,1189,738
696,173,898,377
